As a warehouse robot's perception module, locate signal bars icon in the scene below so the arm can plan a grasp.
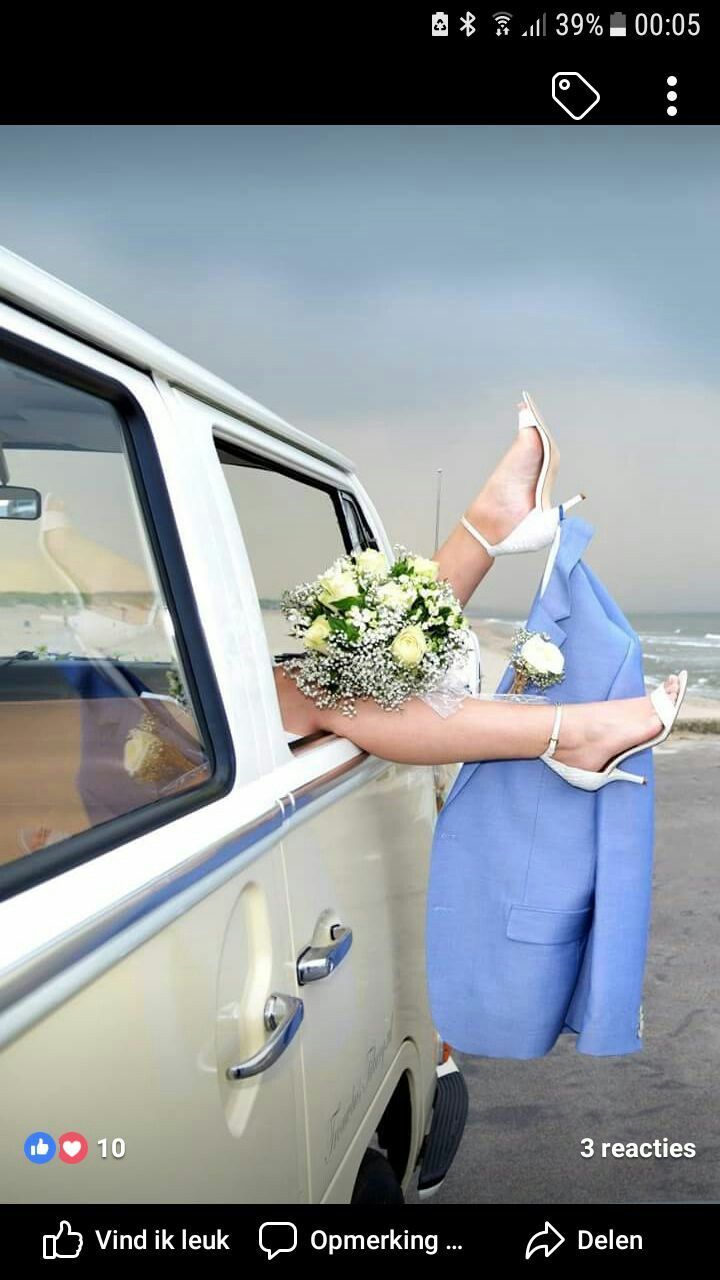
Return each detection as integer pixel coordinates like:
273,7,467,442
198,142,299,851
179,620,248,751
522,12,547,36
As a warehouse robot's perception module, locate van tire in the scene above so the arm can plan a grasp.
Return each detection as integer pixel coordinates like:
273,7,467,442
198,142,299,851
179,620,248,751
351,1148,405,1205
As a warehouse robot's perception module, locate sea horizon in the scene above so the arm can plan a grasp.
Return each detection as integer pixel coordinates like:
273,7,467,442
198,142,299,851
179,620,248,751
477,611,720,703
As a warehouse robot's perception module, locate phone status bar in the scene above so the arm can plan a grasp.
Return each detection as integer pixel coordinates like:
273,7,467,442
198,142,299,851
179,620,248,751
430,11,704,39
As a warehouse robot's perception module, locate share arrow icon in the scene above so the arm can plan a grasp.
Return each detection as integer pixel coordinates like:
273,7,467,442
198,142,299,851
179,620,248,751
525,1221,566,1260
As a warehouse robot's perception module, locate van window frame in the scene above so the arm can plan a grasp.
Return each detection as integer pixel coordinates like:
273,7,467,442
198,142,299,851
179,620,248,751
214,439,378,555
214,437,378,752
0,327,235,903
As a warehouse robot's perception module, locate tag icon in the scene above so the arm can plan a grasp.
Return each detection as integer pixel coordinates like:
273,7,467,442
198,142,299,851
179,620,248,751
552,72,601,120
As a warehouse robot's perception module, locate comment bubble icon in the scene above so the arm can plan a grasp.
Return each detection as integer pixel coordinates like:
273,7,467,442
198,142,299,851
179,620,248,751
259,1221,298,1261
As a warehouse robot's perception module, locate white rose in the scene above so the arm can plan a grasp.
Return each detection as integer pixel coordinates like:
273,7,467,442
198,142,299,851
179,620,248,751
355,549,388,579
391,625,428,669
407,555,439,581
304,615,332,653
376,581,416,611
317,569,358,607
520,633,565,676
123,727,156,778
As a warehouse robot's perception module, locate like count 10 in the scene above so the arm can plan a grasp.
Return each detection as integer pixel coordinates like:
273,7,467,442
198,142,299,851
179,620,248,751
24,1131,125,1163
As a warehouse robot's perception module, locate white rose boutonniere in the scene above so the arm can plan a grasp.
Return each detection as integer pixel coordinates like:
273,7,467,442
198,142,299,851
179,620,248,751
510,627,565,694
123,710,196,784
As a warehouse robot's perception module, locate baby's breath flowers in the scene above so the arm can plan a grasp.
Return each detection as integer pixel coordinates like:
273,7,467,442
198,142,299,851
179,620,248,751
280,546,470,715
509,627,565,695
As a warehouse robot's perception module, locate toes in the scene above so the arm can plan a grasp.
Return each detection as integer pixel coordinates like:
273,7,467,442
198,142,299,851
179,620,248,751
664,675,680,704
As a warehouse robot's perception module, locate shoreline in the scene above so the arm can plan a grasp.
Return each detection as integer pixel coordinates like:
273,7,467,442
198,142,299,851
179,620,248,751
471,620,720,735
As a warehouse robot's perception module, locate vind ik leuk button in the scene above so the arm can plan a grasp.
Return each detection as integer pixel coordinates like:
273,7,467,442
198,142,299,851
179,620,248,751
552,73,601,120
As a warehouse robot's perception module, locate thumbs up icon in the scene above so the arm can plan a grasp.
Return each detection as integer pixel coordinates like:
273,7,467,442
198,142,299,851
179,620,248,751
43,1221,84,1260
23,1131,56,1164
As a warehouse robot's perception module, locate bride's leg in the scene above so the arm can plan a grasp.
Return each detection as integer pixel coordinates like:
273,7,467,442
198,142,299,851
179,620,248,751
309,677,680,771
433,422,545,605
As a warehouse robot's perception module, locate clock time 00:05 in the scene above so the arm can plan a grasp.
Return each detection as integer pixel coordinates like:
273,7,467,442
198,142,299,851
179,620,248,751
634,12,701,35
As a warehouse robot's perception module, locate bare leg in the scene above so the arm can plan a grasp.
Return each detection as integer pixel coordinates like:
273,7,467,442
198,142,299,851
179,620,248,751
432,415,546,606
41,495,156,623
276,666,680,773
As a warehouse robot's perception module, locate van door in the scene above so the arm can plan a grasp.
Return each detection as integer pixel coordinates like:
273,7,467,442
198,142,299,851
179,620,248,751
204,414,439,1202
0,315,307,1203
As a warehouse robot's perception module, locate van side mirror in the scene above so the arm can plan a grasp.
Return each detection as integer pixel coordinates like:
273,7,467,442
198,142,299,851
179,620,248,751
0,487,42,520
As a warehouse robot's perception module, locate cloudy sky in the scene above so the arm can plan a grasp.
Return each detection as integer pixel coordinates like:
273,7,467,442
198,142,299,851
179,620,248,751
1,125,718,612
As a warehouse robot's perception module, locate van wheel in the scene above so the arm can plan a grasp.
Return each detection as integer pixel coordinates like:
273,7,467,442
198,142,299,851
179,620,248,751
351,1148,404,1205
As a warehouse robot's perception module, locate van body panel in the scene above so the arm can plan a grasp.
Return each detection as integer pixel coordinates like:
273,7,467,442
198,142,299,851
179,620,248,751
2,850,307,1203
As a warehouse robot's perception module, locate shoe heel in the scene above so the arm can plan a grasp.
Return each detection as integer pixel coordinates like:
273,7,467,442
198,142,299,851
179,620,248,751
609,767,647,786
560,493,586,516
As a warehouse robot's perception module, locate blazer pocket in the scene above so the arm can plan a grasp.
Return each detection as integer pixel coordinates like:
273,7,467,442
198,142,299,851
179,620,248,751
506,902,593,945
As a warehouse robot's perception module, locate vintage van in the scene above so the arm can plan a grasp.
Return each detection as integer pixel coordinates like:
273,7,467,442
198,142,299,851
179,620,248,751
0,247,468,1204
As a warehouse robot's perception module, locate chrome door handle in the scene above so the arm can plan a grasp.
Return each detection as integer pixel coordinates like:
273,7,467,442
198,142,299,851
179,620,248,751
297,924,353,985
226,993,304,1080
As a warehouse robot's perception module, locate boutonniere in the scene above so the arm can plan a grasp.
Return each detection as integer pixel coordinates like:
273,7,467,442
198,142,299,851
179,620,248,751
123,708,197,785
509,628,565,695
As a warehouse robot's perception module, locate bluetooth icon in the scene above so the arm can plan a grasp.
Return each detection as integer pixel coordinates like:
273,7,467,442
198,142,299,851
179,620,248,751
460,10,476,36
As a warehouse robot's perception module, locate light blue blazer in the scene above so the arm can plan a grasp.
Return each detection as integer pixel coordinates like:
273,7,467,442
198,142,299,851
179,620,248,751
426,517,654,1058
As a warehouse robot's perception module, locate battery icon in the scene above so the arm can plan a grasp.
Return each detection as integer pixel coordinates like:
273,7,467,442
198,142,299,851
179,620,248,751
609,11,627,35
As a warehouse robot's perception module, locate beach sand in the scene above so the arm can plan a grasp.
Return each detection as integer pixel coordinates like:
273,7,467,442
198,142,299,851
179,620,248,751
471,620,720,733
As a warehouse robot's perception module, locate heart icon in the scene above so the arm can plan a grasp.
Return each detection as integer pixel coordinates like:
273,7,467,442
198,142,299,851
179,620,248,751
58,1131,88,1164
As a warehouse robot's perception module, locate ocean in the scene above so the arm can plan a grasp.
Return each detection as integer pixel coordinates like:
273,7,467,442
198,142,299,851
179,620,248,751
481,613,720,702
630,614,720,702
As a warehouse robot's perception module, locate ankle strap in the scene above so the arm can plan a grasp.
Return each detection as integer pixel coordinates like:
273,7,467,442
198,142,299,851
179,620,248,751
460,514,494,556
545,704,563,758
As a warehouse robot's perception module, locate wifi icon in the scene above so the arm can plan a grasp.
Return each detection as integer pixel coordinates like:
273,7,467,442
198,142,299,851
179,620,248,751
493,11,513,36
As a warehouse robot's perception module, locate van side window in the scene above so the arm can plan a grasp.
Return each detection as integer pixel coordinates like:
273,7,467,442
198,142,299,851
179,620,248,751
0,354,212,873
215,441,373,745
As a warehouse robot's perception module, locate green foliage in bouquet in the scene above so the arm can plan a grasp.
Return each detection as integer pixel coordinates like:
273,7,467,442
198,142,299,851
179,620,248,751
280,546,470,715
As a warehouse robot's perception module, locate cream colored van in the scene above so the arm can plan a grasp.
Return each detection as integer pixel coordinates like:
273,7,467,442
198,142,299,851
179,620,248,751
0,247,468,1204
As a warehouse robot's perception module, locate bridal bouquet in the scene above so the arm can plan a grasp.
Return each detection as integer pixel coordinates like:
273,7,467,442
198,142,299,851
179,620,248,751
280,547,470,715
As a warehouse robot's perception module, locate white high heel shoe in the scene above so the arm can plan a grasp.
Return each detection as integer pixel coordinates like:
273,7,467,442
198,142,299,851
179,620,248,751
460,390,586,556
540,672,688,791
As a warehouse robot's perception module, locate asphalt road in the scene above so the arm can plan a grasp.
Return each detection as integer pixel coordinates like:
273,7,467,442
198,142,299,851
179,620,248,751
411,736,720,1204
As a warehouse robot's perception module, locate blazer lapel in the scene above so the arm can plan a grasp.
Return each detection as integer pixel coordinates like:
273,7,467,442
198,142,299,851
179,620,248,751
441,517,595,812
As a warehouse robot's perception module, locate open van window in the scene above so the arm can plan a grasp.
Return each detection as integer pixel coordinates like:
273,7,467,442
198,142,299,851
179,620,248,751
215,439,374,751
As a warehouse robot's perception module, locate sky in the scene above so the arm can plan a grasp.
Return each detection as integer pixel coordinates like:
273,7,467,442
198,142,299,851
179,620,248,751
1,125,718,613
